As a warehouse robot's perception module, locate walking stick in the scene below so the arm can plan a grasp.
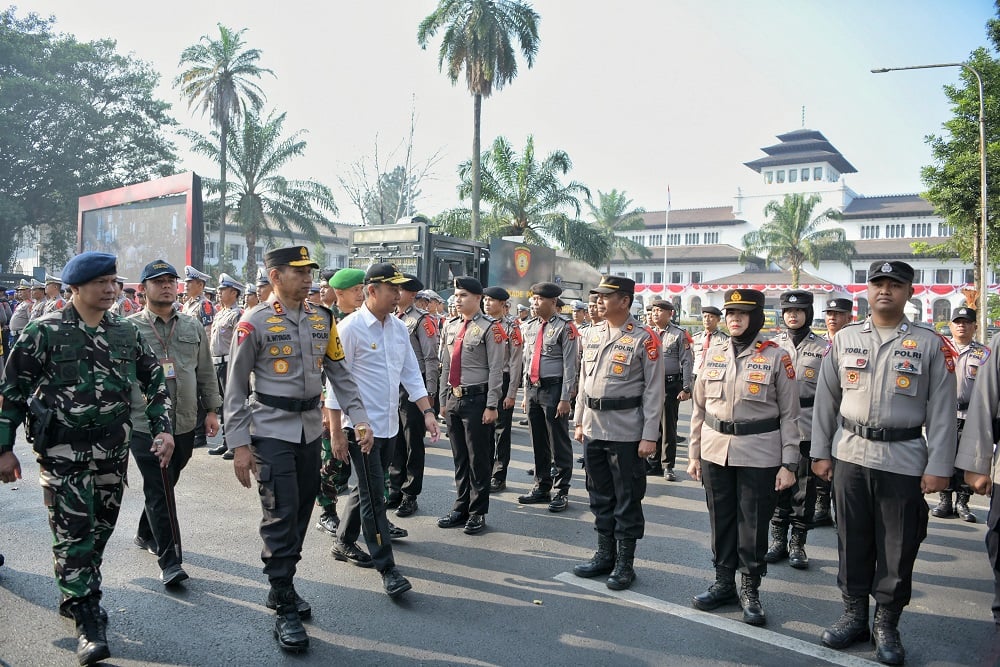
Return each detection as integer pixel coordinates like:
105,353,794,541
156,440,182,561
353,425,383,546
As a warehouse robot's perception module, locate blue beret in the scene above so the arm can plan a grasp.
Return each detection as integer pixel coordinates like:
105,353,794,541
62,252,117,286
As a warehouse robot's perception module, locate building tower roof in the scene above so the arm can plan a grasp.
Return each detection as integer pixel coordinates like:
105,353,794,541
743,128,857,175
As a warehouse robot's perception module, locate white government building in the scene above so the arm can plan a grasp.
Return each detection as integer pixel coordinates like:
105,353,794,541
610,128,985,324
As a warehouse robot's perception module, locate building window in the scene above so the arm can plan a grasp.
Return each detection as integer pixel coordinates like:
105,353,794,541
254,246,264,263
634,271,644,283
690,296,702,314
801,168,810,182
788,169,798,183
670,271,682,284
938,223,954,237
964,268,975,283
649,234,663,246
829,168,839,182
935,269,951,284
776,170,786,183
691,271,703,283
911,223,931,237
912,269,924,284
205,241,217,259
856,298,869,320
630,234,643,244
229,244,244,260
814,167,823,181
335,255,347,269
666,233,681,245
886,224,905,239
933,299,951,322
652,271,663,284
703,232,719,244
861,225,880,239
853,269,867,283
765,171,773,184
684,232,700,245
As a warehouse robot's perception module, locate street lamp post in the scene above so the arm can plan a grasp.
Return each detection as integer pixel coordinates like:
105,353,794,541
872,63,988,342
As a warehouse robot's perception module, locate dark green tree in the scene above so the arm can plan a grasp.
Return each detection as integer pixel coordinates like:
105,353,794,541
364,165,423,226
417,0,540,240
585,189,650,273
0,8,177,269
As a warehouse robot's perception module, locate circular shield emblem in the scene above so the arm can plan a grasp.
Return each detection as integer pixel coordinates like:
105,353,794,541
274,359,290,374
896,375,910,389
748,383,761,394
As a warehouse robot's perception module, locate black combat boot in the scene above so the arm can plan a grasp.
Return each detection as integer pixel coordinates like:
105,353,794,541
788,528,809,569
691,567,738,611
69,597,110,666
266,585,312,619
739,574,766,626
955,491,977,523
606,538,636,590
821,594,870,649
573,533,616,578
930,491,953,518
813,491,833,527
764,523,788,563
872,604,905,665
272,587,309,652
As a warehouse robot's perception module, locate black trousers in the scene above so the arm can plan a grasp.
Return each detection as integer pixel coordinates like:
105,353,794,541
702,461,779,577
584,438,646,540
131,429,195,570
654,380,683,468
526,382,573,494
771,441,816,530
987,487,1000,623
390,400,426,499
250,433,321,587
833,460,928,610
444,392,493,516
338,432,396,573
491,373,514,483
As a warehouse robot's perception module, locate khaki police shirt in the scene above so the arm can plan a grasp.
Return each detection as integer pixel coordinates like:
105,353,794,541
574,315,664,442
211,304,243,357
956,332,1000,481
953,338,989,419
128,308,221,435
224,296,369,447
399,304,441,398
438,311,507,408
658,323,694,387
811,317,957,478
693,328,729,376
9,300,32,333
500,315,525,402
182,294,215,330
690,334,800,468
519,314,580,402
776,330,828,441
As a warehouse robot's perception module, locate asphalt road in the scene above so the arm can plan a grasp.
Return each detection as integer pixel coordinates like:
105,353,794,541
1,401,997,667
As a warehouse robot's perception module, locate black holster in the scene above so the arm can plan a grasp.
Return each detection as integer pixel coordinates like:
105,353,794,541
26,396,53,454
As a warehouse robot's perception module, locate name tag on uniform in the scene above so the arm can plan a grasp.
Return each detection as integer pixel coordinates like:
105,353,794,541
160,357,176,379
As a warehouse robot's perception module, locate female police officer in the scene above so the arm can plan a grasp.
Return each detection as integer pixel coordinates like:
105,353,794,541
687,288,799,626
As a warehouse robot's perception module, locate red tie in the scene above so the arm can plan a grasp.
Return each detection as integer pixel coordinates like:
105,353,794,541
449,319,470,387
702,330,712,351
529,321,546,384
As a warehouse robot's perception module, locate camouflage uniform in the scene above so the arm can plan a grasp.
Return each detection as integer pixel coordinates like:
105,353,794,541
0,305,171,610
317,304,352,515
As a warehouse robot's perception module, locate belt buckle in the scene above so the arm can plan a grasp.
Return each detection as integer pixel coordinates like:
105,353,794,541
453,386,463,398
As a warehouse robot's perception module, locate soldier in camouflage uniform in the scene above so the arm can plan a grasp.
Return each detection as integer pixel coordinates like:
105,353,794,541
0,251,174,666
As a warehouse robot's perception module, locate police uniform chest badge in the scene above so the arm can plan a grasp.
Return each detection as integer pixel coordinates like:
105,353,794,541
748,383,761,394
846,370,860,384
274,359,290,374
470,325,481,337
896,375,911,389
804,368,816,379
282,345,293,355
713,354,727,362
266,316,283,324
902,339,917,349
620,336,634,345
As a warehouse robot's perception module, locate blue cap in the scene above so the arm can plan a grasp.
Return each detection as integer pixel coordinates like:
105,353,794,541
140,259,180,282
62,252,117,286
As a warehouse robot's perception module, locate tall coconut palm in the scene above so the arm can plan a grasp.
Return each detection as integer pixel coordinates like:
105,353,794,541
417,0,540,240
740,193,855,287
586,189,650,274
183,109,338,281
174,25,273,262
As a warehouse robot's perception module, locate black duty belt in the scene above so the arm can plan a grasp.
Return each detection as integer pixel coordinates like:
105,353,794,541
451,383,488,398
255,392,321,412
586,395,642,411
527,377,562,389
958,401,970,411
840,417,922,442
705,414,780,436
665,373,683,383
800,396,815,408
213,355,229,364
51,410,130,444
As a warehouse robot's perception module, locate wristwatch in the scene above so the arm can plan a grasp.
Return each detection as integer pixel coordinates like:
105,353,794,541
682,386,691,393
781,462,798,473
422,407,435,416
486,406,498,411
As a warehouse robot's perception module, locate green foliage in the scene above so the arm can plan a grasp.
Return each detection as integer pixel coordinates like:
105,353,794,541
740,193,855,287
0,8,177,269
182,109,339,282
585,189,650,273
364,165,422,226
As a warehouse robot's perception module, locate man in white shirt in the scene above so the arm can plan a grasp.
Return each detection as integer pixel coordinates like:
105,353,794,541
325,263,440,598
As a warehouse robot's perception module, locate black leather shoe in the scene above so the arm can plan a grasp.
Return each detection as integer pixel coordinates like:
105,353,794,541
438,511,469,528
315,510,340,536
133,535,157,555
160,564,189,587
385,493,403,510
664,468,677,482
266,587,312,619
518,488,551,504
548,493,568,513
381,567,412,598
519,419,529,426
464,513,486,534
645,462,664,477
222,449,234,460
388,522,408,540
330,541,374,568
207,443,227,455
489,478,506,492
396,496,418,517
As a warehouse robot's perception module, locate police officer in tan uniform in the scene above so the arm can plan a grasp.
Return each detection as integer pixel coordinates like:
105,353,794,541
647,299,693,481
812,261,956,665
931,306,988,522
517,282,579,510
437,277,506,535
688,289,799,626
692,306,728,380
208,273,243,458
225,246,371,653
571,276,663,591
482,286,523,493
766,290,828,569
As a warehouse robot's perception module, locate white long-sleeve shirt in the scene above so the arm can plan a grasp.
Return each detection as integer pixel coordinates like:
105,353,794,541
325,303,428,438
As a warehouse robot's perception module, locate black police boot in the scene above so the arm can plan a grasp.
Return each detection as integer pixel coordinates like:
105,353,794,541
821,594,870,649
930,491,953,518
788,528,809,570
764,523,788,563
573,533,616,578
69,597,110,666
872,604,905,665
813,493,833,527
606,539,636,590
266,585,312,619
739,574,766,626
272,587,309,652
956,491,977,523
691,567,738,611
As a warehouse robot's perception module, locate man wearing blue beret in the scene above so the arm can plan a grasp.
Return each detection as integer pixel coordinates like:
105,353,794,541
0,251,176,665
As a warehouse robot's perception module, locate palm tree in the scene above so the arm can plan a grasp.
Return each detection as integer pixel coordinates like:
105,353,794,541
183,109,338,281
417,0,540,240
740,193,855,287
586,189,650,274
174,25,273,263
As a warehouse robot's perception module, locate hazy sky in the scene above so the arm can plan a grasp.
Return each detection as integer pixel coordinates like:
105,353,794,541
12,0,998,219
